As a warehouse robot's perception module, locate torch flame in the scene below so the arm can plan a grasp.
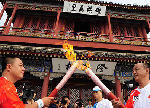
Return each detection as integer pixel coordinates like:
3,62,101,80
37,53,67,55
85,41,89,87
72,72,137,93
87,51,94,57
63,41,76,62
63,41,91,71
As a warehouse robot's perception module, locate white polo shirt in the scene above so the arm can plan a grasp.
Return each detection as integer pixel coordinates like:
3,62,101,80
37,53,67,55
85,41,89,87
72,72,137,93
134,83,150,108
95,99,113,108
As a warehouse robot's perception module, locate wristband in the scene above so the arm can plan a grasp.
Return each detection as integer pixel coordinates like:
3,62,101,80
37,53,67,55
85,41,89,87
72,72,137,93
36,99,44,108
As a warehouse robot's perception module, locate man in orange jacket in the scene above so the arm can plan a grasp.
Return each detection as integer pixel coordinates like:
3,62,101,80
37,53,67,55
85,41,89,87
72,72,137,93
0,56,54,108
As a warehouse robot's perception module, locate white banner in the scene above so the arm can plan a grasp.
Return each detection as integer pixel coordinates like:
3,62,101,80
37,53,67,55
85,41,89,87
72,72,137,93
52,58,116,75
63,1,106,16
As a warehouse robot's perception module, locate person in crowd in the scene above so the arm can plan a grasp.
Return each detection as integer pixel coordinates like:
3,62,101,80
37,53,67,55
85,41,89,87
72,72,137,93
60,96,73,108
49,98,61,108
19,86,37,104
73,99,84,108
0,56,54,108
85,99,93,108
112,63,150,108
56,100,61,108
26,90,37,104
93,86,113,108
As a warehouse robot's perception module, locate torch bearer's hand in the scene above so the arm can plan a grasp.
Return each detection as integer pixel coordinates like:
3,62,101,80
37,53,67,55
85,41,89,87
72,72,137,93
111,98,124,108
42,97,54,107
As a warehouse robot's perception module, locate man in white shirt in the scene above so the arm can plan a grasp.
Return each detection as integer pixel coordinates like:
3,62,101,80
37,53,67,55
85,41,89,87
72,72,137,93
112,63,150,108
93,86,113,108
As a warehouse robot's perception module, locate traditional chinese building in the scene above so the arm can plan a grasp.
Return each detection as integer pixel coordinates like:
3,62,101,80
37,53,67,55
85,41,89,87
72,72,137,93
0,0,150,105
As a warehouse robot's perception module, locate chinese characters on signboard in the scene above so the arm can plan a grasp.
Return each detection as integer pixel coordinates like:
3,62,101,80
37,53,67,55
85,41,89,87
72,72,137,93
63,1,106,16
52,58,116,75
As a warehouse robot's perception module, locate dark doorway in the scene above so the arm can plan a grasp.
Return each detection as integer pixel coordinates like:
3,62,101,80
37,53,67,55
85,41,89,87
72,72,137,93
74,21,90,33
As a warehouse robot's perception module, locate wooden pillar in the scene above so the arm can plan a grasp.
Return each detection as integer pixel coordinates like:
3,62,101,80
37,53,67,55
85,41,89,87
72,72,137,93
14,15,20,27
143,24,148,41
117,25,121,35
28,16,33,28
36,17,41,29
0,2,7,21
20,16,25,28
138,25,142,37
137,25,144,41
101,23,104,34
3,4,17,34
124,26,128,37
115,76,122,100
105,22,109,34
41,72,50,98
54,8,61,37
131,26,135,37
146,17,150,31
44,18,49,29
107,13,113,42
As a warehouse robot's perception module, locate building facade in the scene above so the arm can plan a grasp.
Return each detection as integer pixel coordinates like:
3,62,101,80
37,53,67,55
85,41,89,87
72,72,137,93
0,0,150,106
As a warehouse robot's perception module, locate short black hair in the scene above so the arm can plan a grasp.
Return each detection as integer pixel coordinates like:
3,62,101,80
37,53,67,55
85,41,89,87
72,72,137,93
75,99,83,107
1,55,19,72
62,96,69,100
75,99,83,103
87,99,92,102
134,62,150,68
143,63,150,69
61,96,69,105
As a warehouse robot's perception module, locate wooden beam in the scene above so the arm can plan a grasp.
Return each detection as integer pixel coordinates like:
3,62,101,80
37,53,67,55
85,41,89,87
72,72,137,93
0,35,150,52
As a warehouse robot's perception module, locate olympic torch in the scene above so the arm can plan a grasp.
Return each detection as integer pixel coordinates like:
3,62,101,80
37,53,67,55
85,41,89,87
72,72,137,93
49,61,79,97
85,68,125,108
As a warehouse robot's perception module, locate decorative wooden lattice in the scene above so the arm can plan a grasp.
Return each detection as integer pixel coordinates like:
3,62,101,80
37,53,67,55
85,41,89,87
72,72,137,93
81,89,93,106
23,16,31,28
57,88,68,101
48,87,92,106
16,83,42,101
47,16,55,30
112,23,119,35
125,23,133,36
31,16,38,29
69,88,80,105
39,17,47,30
34,85,42,101
92,22,101,34
65,19,74,32
133,25,139,37
120,25,125,36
